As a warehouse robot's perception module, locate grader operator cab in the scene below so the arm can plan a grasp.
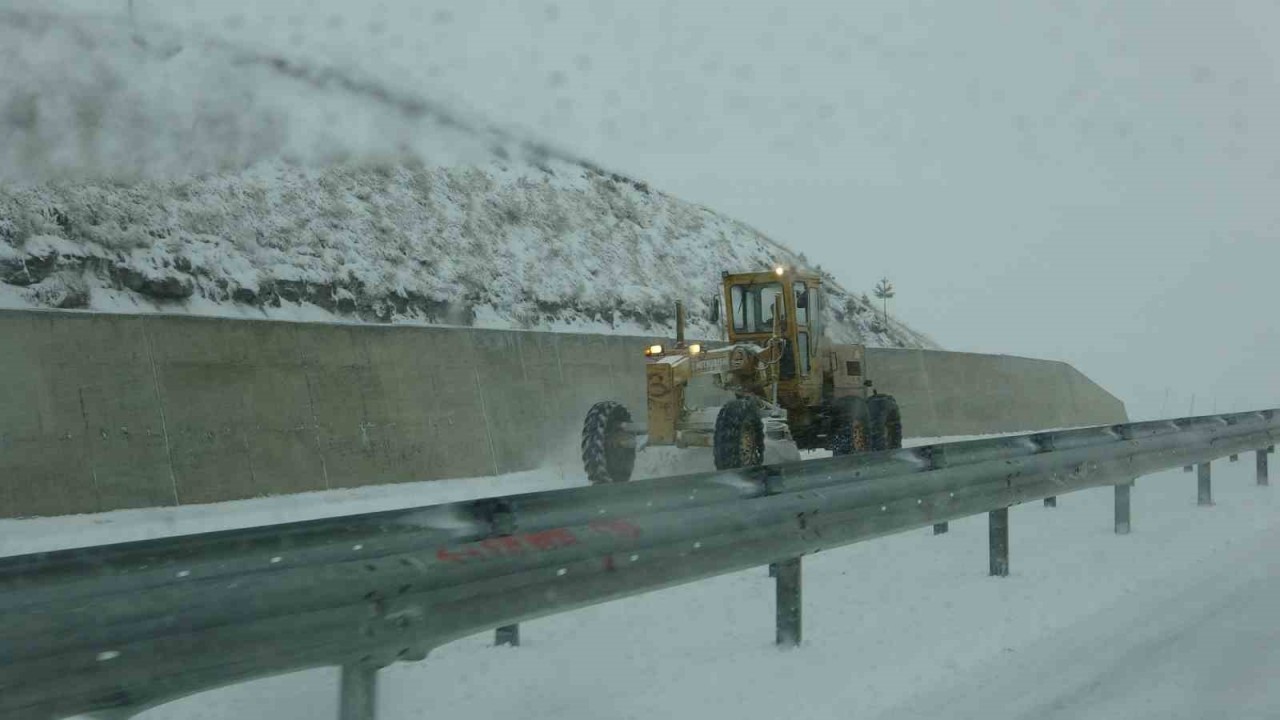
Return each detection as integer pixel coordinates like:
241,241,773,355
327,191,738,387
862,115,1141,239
581,265,902,483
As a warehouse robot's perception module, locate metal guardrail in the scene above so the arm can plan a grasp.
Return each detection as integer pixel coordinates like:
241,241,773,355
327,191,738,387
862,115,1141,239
2,410,1278,719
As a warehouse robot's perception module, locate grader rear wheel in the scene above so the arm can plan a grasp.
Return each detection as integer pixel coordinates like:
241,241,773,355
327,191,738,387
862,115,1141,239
868,394,903,451
581,401,636,484
713,398,765,470
831,396,874,456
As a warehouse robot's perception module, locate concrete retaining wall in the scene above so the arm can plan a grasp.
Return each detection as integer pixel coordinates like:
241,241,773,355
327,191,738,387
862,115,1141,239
863,348,1127,437
0,310,1125,518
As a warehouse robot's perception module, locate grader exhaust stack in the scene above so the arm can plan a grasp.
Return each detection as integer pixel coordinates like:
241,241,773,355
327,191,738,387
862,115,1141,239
675,301,685,346
581,265,903,484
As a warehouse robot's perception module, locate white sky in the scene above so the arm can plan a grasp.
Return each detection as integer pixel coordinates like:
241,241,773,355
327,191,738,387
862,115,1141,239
33,0,1280,419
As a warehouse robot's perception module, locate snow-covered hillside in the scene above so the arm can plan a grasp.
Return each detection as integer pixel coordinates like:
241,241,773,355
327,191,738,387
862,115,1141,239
0,7,935,348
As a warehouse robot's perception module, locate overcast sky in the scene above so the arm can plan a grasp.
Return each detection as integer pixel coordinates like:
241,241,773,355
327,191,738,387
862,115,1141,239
41,0,1280,419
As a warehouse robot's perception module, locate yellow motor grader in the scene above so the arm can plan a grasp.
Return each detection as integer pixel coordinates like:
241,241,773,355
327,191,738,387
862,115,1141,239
581,265,902,483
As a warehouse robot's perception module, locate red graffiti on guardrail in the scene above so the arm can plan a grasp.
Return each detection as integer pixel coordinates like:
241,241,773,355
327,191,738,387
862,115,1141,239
588,519,641,538
435,520,642,563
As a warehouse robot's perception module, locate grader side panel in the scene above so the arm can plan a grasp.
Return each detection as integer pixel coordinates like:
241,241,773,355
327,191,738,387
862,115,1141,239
829,344,866,397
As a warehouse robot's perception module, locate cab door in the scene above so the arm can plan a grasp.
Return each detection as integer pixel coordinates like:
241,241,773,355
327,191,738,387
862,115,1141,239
792,281,812,377
791,281,828,405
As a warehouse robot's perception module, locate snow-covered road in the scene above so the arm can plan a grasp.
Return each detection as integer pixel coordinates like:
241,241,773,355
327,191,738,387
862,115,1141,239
881,518,1280,720
4,447,1272,720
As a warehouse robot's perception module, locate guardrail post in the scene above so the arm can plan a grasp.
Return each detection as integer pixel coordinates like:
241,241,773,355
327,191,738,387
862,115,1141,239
495,624,520,647
988,508,1009,577
1197,462,1213,506
926,445,949,536
775,557,802,648
1114,482,1131,535
1043,496,1057,508
339,663,379,720
1258,449,1270,486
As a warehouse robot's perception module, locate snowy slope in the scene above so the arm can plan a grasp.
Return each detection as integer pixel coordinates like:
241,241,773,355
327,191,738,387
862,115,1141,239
0,7,935,348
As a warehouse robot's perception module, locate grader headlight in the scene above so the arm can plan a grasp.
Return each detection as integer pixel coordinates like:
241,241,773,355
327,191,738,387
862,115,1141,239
774,266,785,276
645,344,664,356
689,343,702,355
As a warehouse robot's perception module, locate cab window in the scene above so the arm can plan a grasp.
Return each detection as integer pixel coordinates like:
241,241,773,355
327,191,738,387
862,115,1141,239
794,284,809,326
730,283,784,333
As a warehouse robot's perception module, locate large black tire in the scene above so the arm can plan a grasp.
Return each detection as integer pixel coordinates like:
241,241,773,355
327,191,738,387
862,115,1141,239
830,396,873,456
582,401,636,484
868,394,903,451
713,398,765,470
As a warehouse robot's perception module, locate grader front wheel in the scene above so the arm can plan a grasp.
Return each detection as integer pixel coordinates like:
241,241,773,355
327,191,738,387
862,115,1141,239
581,401,637,484
713,398,765,470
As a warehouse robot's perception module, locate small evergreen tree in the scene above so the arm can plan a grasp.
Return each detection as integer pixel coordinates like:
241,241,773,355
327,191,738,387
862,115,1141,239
873,277,895,329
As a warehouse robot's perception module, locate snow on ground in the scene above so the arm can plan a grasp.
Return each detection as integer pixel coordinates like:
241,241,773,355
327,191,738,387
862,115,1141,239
881,522,1280,720
7,438,1276,719
0,468,567,559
